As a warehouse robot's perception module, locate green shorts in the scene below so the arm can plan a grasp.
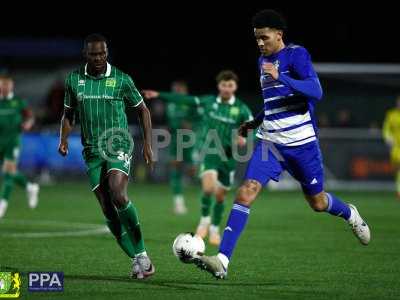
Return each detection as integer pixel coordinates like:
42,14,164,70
0,137,21,162
169,132,195,164
84,149,132,191
199,153,236,190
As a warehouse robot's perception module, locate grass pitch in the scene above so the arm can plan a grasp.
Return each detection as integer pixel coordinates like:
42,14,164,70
1,182,399,299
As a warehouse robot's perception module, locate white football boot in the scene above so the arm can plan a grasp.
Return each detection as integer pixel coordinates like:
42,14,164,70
0,199,8,219
133,253,155,279
348,204,370,245
131,257,142,279
173,195,187,215
194,253,228,279
27,182,39,209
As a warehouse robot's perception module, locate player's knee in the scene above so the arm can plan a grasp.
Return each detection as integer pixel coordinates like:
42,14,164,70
108,183,128,208
111,191,129,208
202,173,217,195
236,180,261,207
215,189,227,203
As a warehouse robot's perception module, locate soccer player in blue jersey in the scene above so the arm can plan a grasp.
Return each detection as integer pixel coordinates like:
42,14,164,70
194,9,371,279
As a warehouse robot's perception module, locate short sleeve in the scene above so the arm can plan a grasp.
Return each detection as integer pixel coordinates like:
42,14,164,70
123,75,144,107
241,104,254,123
64,75,77,109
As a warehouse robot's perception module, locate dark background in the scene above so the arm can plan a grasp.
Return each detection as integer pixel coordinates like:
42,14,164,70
0,4,398,182
1,5,398,94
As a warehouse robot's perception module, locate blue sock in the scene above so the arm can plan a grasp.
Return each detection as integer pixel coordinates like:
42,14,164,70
219,203,250,260
325,193,351,220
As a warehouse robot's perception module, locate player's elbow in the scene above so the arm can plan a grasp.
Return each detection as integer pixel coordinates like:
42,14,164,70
313,80,323,101
137,101,150,116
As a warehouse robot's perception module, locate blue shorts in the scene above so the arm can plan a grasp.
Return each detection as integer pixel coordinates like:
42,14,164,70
244,139,324,195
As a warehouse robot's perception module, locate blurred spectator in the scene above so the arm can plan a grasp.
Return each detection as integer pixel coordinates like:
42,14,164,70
42,79,65,125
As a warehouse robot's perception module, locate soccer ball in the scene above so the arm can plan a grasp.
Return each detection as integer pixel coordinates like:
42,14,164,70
172,232,205,263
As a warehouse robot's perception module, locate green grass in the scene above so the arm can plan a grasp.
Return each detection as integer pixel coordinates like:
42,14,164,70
1,182,399,299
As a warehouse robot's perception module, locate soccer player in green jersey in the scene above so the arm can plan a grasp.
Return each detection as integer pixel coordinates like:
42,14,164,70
144,71,253,246
165,80,202,215
0,75,39,219
58,34,155,279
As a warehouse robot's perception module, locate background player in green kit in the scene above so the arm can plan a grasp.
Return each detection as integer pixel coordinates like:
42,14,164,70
164,80,202,215
143,71,253,246
58,34,155,279
0,75,39,219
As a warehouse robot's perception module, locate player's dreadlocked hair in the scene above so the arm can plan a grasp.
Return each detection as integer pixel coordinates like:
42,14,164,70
252,9,287,31
216,70,239,84
84,33,107,48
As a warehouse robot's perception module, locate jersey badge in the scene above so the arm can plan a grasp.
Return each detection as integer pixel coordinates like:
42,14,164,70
106,78,116,88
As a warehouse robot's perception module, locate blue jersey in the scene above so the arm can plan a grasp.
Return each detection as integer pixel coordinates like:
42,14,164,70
256,44,323,146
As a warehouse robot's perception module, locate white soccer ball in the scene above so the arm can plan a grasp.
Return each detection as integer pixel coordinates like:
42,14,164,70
172,232,205,263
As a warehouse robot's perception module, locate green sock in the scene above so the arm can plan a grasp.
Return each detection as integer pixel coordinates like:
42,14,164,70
13,172,28,188
170,168,183,196
212,201,225,226
0,173,14,201
118,201,146,255
201,193,214,217
106,218,136,258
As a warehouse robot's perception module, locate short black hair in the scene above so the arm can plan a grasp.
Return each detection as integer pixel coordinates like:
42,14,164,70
84,33,107,48
252,9,287,31
216,70,239,84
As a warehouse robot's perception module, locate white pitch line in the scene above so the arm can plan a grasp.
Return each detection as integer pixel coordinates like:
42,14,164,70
2,227,109,238
0,219,110,238
0,219,104,228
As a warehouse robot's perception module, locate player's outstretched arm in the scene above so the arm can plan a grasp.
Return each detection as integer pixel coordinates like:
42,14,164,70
143,90,200,107
58,107,74,156
136,102,154,170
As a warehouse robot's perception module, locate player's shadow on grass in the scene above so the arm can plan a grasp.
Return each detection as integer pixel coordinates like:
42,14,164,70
64,274,280,290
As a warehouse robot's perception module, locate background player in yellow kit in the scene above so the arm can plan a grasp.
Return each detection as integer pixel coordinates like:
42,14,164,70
382,96,400,198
